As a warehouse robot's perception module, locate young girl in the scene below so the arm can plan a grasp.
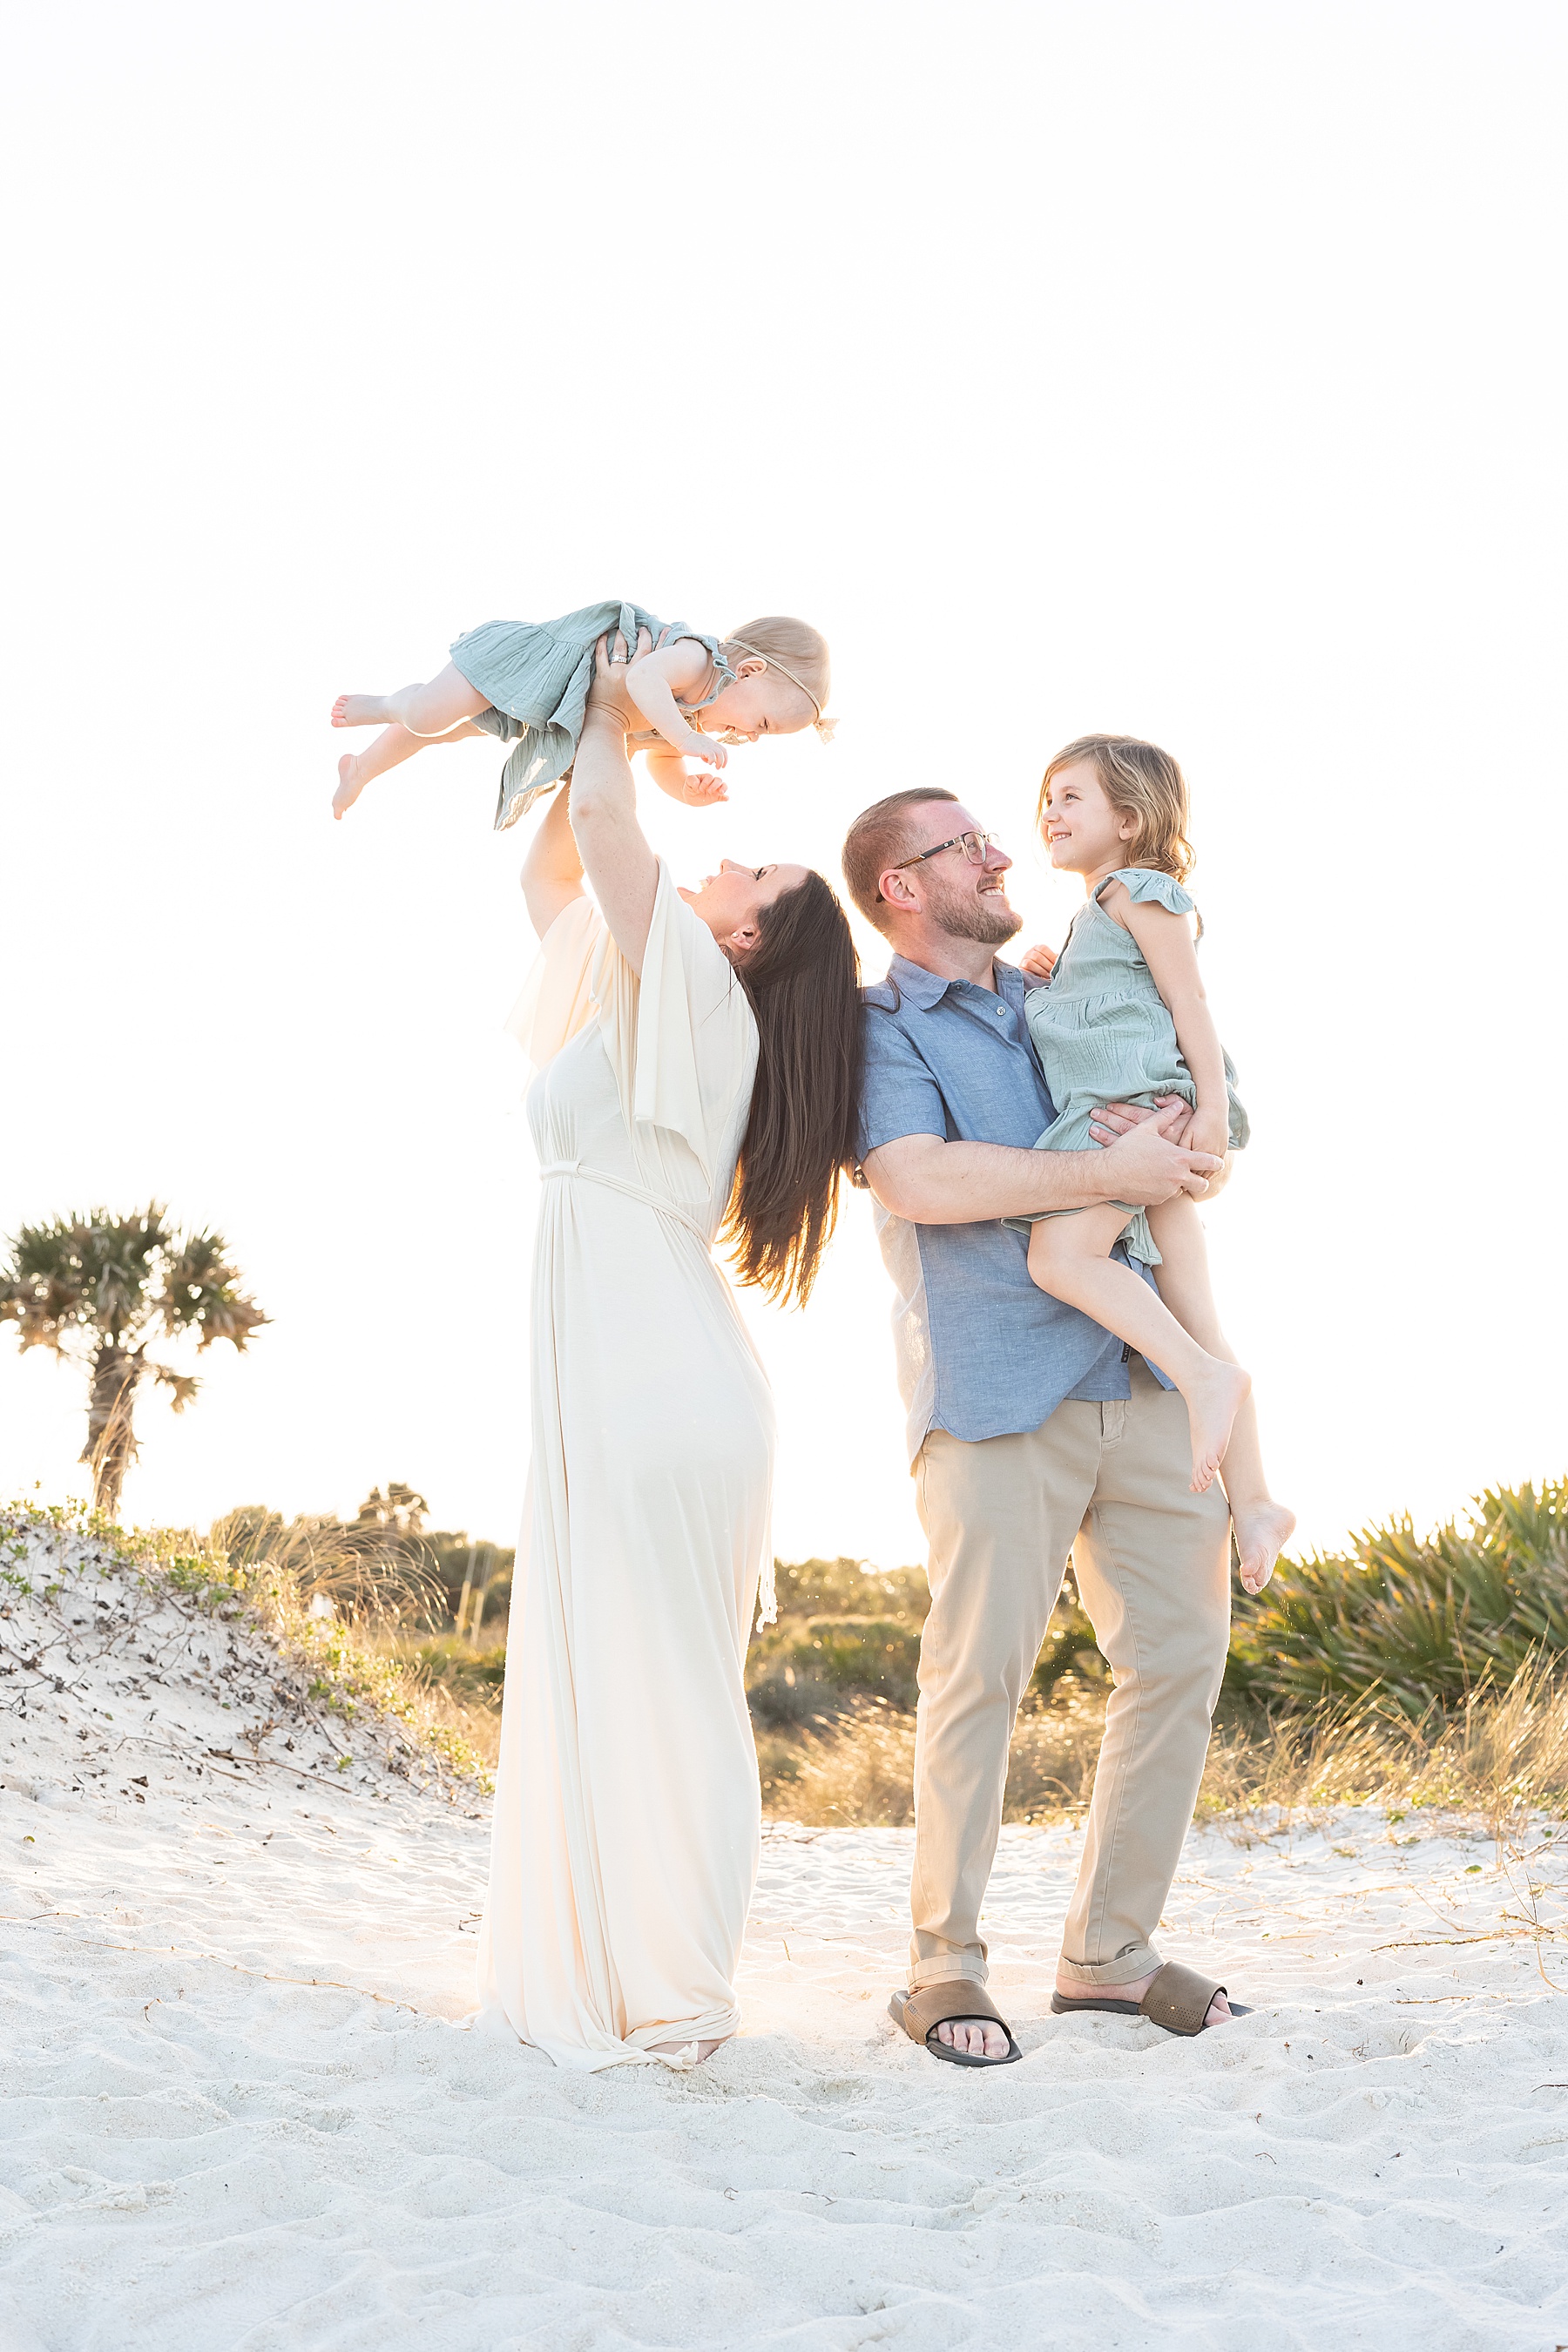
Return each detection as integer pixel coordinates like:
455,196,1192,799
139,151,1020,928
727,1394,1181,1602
330,601,833,828
1018,733,1295,1594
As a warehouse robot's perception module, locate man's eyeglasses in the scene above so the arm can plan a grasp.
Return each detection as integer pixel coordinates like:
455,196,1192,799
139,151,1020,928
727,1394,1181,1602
878,829,1000,901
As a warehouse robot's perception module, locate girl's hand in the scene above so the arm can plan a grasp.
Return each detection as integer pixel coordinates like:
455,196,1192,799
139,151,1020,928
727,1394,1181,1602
682,733,728,771
1188,1108,1231,1161
1020,943,1058,981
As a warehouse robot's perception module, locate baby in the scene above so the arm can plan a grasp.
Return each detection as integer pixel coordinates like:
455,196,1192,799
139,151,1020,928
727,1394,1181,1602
331,601,832,828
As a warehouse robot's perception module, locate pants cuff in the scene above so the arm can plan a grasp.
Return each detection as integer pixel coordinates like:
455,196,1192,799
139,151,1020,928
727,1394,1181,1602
909,1957,989,1990
1057,1942,1159,1988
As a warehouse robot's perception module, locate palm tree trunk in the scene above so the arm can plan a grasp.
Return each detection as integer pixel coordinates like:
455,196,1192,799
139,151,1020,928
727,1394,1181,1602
83,1345,145,1519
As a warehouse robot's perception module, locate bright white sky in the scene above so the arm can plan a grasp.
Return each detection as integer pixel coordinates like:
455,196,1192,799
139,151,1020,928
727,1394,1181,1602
3,3,1565,1571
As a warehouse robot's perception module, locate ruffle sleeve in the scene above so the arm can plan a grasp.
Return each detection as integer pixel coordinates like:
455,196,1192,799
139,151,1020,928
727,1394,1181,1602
593,862,759,1185
504,896,603,1068
1100,868,1196,916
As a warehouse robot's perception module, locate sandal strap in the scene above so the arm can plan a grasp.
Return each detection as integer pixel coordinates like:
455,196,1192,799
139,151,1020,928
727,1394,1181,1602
901,1982,1009,2044
1140,1961,1225,2035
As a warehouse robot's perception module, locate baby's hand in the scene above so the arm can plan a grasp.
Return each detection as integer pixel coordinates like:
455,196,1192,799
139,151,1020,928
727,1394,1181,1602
682,733,728,771
1020,943,1058,981
653,763,729,808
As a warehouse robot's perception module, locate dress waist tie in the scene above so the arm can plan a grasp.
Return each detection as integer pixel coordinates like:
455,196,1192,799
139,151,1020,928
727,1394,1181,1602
537,1159,710,1246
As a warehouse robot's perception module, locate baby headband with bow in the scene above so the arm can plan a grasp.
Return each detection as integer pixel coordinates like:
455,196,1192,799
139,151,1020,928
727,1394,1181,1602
727,640,835,740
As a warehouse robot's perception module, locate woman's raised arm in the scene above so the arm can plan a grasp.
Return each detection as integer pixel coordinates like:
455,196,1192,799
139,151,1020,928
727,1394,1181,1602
566,651,661,973
520,777,587,940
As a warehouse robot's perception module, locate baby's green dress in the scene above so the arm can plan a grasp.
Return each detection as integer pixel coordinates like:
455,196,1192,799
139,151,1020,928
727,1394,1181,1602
1022,867,1249,1268
451,600,737,831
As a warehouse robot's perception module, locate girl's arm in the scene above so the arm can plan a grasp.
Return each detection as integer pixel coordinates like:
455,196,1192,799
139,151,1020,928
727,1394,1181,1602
521,778,585,940
1108,882,1231,1158
623,638,727,763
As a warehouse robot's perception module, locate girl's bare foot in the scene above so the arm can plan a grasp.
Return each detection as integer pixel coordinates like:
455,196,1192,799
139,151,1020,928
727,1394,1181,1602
1231,1498,1296,1595
647,2036,727,2064
331,693,387,728
1185,1362,1251,1494
333,754,363,820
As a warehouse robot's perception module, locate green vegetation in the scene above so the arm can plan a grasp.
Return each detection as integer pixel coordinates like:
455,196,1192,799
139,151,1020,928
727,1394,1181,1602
754,1481,1568,1828
1226,1480,1568,1719
0,1206,267,1516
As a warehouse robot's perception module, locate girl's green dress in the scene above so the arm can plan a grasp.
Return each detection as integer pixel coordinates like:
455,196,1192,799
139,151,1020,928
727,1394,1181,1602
450,601,736,830
1022,867,1249,1268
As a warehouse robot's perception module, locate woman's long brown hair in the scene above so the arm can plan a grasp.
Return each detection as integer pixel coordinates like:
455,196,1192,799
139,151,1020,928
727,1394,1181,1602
723,871,862,1308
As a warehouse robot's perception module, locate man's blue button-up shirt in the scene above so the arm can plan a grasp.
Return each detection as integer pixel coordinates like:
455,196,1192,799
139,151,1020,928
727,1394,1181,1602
856,951,1167,1463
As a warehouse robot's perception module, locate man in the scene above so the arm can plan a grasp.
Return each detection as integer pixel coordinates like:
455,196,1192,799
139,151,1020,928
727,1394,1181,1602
843,787,1245,2065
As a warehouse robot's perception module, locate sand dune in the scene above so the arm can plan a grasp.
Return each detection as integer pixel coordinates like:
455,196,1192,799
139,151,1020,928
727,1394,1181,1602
3,1522,1568,2349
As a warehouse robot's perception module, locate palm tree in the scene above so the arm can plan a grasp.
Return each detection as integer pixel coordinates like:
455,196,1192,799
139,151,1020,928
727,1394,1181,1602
0,1203,268,1518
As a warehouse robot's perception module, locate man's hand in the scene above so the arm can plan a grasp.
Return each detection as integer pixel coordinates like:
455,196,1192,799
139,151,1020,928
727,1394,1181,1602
1097,1103,1223,1204
1087,1094,1194,1147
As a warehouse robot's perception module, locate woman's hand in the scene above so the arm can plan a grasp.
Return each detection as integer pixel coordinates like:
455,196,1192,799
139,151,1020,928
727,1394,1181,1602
1019,943,1057,981
586,627,648,727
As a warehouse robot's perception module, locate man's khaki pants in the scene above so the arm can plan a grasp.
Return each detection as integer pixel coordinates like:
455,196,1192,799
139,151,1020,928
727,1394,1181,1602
910,1357,1232,1991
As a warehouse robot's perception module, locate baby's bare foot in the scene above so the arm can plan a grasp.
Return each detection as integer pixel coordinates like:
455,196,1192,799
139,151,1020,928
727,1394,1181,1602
332,694,386,728
1232,1498,1296,1595
333,753,363,820
1186,1362,1251,1493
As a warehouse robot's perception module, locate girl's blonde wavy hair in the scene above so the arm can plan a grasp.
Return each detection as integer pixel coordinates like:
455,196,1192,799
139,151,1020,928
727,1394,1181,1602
1037,733,1194,882
723,617,836,742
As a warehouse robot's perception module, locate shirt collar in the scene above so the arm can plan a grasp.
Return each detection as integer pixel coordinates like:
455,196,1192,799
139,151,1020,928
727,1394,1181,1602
885,953,1027,1011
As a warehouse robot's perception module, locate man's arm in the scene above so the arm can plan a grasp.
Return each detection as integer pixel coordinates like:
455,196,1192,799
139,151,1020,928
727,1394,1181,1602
1087,1098,1234,1198
863,1111,1221,1226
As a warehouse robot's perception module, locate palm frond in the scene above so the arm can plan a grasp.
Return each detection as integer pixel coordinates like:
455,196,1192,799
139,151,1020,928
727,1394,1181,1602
1226,1478,1568,1718
151,1362,200,1413
157,1227,269,1350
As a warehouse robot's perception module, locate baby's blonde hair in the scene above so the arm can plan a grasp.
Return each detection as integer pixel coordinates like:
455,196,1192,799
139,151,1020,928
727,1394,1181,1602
723,617,835,742
1038,733,1194,882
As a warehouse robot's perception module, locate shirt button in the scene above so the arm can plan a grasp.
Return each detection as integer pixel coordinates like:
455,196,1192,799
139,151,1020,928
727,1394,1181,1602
995,1005,1006,1017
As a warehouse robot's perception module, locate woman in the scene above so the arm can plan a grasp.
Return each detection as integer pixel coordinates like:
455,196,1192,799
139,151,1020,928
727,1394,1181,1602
477,670,862,2071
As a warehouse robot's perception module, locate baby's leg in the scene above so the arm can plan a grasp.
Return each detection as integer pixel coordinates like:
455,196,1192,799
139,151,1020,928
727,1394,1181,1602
1145,1197,1295,1592
333,663,490,738
1027,1206,1250,1494
333,719,484,820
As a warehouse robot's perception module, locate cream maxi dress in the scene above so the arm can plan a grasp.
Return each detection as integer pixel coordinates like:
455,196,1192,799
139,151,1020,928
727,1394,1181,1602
477,862,776,2070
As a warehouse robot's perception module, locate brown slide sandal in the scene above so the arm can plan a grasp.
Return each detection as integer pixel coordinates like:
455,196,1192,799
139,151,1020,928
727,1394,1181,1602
1051,1959,1252,2036
889,1982,1023,2067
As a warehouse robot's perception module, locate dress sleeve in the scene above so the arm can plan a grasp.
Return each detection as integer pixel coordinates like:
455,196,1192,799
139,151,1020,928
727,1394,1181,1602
504,896,604,1068
593,862,758,1181
1102,868,1196,916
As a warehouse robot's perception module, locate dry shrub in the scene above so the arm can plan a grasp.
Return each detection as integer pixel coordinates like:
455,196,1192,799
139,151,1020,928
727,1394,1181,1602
760,1660,1568,1832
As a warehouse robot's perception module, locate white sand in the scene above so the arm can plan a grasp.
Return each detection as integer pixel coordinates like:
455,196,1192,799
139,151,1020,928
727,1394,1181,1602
3,1524,1568,2349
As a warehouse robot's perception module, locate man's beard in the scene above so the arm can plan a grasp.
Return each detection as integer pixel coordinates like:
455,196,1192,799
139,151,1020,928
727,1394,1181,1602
930,877,1023,948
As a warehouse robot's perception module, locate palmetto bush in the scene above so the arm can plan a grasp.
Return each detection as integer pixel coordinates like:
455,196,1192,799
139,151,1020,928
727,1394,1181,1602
1226,1479,1568,1720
